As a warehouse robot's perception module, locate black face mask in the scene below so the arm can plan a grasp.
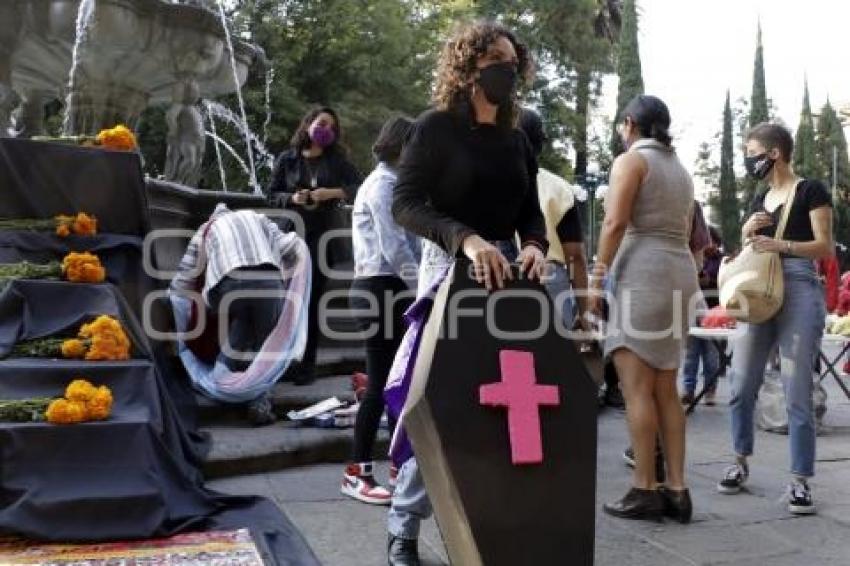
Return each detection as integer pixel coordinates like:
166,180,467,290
476,62,518,106
744,152,776,180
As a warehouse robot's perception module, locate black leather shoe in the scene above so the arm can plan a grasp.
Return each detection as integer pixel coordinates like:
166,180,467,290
661,487,692,524
603,488,664,521
388,535,420,566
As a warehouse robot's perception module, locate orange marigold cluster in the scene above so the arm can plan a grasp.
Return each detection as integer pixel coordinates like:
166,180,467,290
62,252,106,283
46,378,113,424
78,315,131,361
55,213,97,237
60,338,86,359
95,124,138,151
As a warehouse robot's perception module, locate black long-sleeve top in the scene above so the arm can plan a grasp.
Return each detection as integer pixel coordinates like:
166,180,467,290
267,147,362,238
392,109,548,257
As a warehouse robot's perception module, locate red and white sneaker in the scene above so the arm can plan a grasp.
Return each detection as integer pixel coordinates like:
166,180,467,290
341,463,392,505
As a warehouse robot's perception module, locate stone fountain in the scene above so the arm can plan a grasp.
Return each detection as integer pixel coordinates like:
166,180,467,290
0,0,258,187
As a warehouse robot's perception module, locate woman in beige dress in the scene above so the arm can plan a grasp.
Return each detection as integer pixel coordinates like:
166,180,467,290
590,95,699,523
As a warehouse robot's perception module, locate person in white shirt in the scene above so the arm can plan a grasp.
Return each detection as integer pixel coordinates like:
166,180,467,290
342,116,420,505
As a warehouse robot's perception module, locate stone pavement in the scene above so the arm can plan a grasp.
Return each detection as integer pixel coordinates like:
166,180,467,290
209,369,850,565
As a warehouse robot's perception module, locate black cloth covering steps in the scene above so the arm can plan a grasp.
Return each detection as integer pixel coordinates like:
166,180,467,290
0,139,149,236
0,139,320,565
0,232,154,322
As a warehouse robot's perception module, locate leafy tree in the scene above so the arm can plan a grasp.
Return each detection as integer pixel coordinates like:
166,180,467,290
610,0,643,157
474,0,618,177
816,100,850,246
136,0,617,192
718,91,740,249
741,22,769,210
792,80,822,180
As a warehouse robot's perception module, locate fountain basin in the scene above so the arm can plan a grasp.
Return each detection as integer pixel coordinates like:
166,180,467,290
2,0,257,135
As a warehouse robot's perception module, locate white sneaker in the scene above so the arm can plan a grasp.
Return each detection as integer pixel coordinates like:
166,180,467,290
787,479,816,515
717,462,749,494
341,463,392,505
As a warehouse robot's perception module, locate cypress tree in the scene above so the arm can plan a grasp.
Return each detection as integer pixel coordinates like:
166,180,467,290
749,23,769,127
815,101,850,248
741,22,769,210
719,91,740,249
610,0,644,157
793,79,821,180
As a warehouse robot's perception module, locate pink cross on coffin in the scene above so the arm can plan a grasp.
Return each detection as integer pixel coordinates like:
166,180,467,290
479,350,560,465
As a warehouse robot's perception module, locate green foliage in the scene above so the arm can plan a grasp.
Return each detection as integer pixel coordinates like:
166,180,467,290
815,101,850,246
749,23,769,128
474,0,618,175
135,0,616,191
719,91,740,249
610,0,644,157
741,23,770,211
792,81,822,180
0,399,51,423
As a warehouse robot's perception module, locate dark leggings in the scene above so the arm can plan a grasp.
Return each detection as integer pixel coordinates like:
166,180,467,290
207,267,284,373
349,276,413,463
302,231,327,369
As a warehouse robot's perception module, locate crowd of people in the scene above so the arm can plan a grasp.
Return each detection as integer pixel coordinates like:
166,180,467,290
173,19,837,566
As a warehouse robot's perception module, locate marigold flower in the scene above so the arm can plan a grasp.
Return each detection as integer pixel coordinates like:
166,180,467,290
56,224,71,238
79,315,131,361
45,399,87,424
62,252,105,283
65,379,97,403
60,339,87,359
71,213,97,237
85,386,113,421
95,125,138,151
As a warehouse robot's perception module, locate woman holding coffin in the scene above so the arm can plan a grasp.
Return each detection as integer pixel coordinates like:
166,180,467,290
386,21,547,565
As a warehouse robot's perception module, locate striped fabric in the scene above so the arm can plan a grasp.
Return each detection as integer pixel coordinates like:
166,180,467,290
171,203,287,302
169,203,312,403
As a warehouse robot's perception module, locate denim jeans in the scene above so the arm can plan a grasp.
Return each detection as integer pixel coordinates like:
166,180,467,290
681,335,720,395
728,258,825,477
543,261,576,330
389,239,518,539
207,267,284,373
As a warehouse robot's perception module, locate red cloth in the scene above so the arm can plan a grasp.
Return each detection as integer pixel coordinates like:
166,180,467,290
817,256,840,313
837,270,850,315
838,290,850,316
701,306,736,329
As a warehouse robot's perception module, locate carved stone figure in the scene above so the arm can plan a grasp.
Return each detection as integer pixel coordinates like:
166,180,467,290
164,80,205,187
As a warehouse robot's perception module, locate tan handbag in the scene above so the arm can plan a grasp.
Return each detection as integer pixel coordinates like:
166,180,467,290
718,180,798,324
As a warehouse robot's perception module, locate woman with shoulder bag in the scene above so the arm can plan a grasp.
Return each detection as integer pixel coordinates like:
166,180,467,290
717,123,833,516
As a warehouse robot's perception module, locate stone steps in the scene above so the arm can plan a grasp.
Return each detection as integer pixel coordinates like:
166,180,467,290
199,367,394,479
201,419,390,479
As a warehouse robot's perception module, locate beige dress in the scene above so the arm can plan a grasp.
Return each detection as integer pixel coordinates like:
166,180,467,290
603,139,700,370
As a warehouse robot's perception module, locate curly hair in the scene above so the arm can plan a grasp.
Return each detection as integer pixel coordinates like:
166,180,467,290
433,20,533,129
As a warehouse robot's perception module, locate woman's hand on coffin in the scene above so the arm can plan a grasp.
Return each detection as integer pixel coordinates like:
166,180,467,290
517,244,545,281
462,234,512,291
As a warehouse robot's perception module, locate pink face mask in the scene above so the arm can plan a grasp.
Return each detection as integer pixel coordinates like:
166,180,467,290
308,124,336,148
